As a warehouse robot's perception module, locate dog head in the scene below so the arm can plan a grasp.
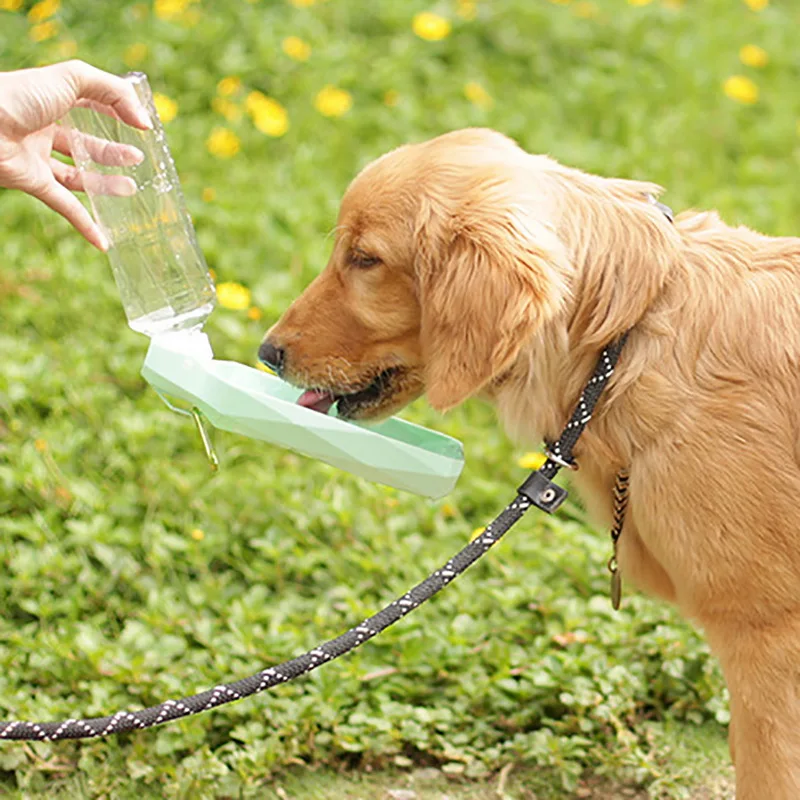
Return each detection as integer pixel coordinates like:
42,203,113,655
260,128,672,420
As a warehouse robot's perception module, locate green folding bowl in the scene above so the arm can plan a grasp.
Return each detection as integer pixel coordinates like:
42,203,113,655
141,335,465,499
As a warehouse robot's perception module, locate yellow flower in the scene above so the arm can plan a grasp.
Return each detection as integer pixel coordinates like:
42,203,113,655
217,76,241,97
206,127,241,159
247,306,263,321
441,502,457,518
29,21,58,41
457,0,477,20
412,11,451,41
153,0,189,21
246,92,289,136
743,0,767,9
573,1,598,17
464,81,493,109
518,452,548,470
383,89,400,107
217,282,251,310
202,187,216,202
314,85,352,117
282,35,311,61
723,75,759,105
124,42,148,67
212,97,242,122
55,38,77,58
34,438,47,453
739,44,768,68
153,93,178,123
627,0,653,5
0,0,22,10
289,0,316,6
27,0,59,22
190,528,205,541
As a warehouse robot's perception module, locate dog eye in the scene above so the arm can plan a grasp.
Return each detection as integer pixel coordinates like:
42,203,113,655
349,250,382,269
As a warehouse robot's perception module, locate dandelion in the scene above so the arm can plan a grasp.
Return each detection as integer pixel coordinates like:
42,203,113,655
457,0,477,20
206,127,241,159
212,97,242,122
202,187,216,202
124,42,148,67
383,89,400,107
27,0,59,22
464,81,493,109
739,44,768,68
723,75,759,105
247,306,262,321
518,452,548,470
290,0,316,6
190,528,205,541
34,438,47,453
412,11,451,41
216,282,251,310
282,35,311,61
572,1,599,17
153,0,190,21
29,21,58,41
441,502,457,518
0,0,22,10
217,76,241,97
627,0,653,5
153,93,178,123
314,85,352,117
743,0,767,9
246,92,289,136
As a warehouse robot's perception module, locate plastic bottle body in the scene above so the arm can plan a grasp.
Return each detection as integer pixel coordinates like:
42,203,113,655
65,72,215,337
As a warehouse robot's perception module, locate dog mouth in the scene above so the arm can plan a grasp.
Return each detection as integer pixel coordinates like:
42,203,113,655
295,367,401,419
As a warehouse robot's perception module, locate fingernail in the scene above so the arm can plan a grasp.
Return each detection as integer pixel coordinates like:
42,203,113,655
98,231,110,251
136,107,153,129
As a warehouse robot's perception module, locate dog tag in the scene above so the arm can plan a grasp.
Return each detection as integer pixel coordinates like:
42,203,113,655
610,570,622,610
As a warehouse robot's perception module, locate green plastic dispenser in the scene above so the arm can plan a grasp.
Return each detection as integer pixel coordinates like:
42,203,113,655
65,72,464,498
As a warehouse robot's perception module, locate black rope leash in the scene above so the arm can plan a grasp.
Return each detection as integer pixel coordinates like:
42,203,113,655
0,336,628,742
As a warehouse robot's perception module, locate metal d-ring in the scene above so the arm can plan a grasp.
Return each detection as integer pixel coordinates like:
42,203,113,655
544,448,579,471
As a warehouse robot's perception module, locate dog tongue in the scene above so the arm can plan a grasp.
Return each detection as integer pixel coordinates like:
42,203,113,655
296,389,336,415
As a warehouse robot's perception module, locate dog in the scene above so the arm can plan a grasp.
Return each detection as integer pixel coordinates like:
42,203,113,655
259,128,800,799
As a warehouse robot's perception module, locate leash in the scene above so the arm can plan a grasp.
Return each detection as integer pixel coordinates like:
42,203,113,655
0,336,628,742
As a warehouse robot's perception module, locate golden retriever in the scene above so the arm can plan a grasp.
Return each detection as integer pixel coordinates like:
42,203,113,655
259,128,800,799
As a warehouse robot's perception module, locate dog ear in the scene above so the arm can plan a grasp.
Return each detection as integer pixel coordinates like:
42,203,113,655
417,198,569,412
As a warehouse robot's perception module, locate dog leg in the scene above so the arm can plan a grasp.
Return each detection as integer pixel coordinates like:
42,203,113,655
705,616,800,800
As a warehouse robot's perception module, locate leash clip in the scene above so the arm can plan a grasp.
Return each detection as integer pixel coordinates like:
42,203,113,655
518,471,568,514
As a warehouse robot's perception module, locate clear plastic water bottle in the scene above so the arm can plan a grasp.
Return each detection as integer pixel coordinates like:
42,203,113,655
65,72,215,338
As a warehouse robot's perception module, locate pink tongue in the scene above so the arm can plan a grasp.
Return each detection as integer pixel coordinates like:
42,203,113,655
296,389,336,415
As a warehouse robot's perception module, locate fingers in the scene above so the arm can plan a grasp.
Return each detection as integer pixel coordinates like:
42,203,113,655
32,178,110,251
52,124,144,167
50,157,137,197
58,59,152,130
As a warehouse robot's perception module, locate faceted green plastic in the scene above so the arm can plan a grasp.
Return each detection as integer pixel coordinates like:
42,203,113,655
141,336,464,498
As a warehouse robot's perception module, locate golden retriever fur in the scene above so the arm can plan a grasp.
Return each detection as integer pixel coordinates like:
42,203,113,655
262,128,800,798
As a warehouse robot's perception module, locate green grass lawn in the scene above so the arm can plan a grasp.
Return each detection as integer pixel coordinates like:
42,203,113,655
1,0,797,796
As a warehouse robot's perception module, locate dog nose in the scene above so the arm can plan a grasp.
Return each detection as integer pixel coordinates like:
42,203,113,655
258,340,285,375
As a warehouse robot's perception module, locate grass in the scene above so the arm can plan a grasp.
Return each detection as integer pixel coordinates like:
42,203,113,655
1,0,798,796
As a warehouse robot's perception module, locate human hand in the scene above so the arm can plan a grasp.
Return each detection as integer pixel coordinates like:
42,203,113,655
0,60,152,250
